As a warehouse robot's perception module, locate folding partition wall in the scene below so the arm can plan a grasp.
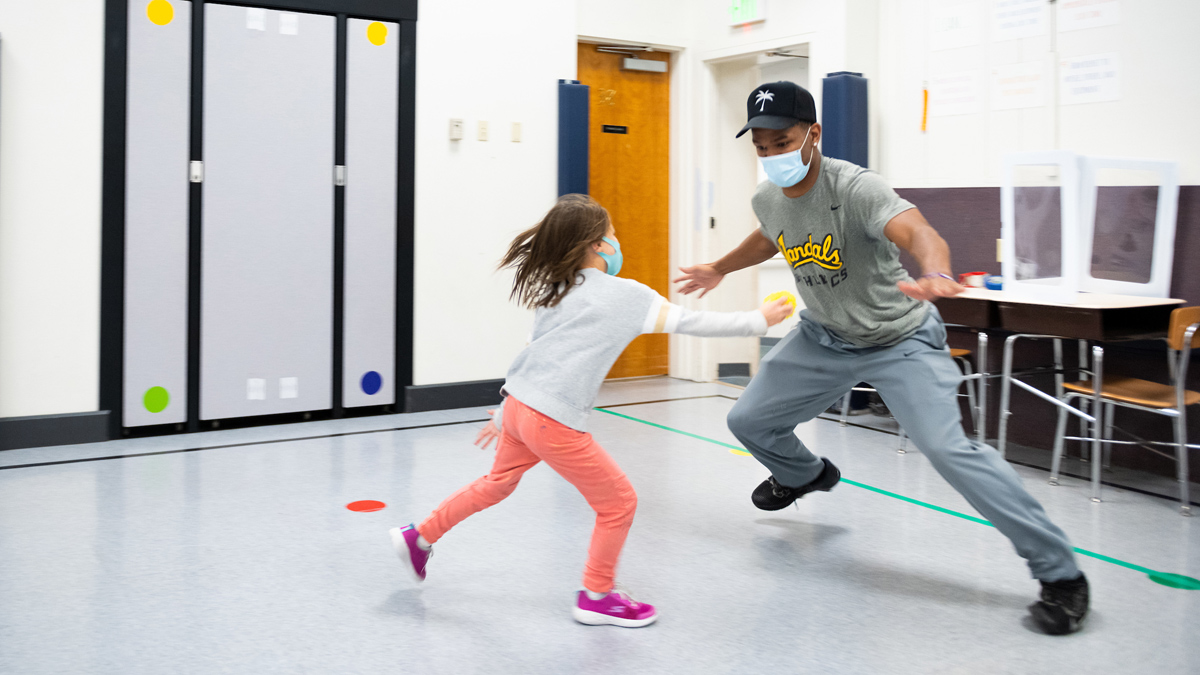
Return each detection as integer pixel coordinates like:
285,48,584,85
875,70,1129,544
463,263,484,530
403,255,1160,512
101,0,417,434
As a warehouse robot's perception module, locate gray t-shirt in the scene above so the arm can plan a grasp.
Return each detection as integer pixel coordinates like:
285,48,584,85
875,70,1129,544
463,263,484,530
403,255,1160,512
752,156,926,347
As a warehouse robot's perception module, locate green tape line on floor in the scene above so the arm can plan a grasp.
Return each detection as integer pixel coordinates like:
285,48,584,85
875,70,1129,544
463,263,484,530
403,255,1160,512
595,407,1198,590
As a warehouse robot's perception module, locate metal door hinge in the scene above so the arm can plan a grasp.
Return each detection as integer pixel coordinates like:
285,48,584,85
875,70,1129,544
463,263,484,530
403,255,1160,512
335,165,346,186
189,161,204,183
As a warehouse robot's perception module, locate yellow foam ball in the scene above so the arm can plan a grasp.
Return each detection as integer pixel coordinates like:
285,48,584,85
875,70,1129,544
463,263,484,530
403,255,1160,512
763,290,797,318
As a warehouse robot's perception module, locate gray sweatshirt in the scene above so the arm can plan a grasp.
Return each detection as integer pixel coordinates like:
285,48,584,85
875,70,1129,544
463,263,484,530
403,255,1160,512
498,267,768,431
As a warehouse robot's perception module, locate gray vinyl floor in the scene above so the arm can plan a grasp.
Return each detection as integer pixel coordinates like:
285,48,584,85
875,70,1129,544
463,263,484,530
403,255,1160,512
1,378,1198,674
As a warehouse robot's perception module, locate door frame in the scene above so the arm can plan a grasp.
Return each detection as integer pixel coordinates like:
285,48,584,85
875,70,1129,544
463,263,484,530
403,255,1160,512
678,34,820,382
100,0,417,437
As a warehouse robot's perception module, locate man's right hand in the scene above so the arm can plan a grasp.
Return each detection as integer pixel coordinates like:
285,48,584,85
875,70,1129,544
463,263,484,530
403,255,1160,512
673,264,725,297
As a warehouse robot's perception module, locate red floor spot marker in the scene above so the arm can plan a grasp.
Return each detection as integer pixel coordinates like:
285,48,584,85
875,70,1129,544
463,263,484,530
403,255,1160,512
347,500,386,512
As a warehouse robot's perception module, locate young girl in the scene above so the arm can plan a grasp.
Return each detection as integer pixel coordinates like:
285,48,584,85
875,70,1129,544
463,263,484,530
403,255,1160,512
390,194,792,627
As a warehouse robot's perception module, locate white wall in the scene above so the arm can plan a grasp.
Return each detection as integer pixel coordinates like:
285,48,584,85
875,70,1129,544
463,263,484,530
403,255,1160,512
0,1,104,417
577,0,693,48
878,0,1200,188
411,0,577,385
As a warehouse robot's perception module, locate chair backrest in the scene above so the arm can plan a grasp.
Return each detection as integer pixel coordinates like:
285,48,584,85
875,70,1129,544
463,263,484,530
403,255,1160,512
1168,306,1200,351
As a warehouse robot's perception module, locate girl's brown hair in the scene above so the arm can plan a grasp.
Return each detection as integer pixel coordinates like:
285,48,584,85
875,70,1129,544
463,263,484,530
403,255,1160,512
500,194,612,309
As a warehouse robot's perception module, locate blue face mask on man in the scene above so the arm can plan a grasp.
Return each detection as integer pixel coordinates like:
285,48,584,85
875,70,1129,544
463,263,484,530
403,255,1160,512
759,125,813,188
597,236,623,276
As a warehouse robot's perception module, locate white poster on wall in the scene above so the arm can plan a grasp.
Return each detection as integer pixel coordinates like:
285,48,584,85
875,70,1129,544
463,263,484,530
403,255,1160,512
930,0,983,51
992,0,1047,41
991,61,1046,110
930,71,983,116
1060,53,1120,105
1058,0,1120,32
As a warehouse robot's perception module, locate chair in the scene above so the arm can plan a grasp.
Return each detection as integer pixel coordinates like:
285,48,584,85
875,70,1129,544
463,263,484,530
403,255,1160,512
839,348,980,454
1049,307,1200,515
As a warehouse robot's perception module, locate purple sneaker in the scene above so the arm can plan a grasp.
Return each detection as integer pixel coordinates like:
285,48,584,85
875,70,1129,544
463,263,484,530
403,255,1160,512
389,524,431,581
572,589,658,628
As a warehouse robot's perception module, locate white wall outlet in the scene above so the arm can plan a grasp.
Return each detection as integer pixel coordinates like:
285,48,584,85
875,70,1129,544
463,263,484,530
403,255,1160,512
511,122,522,143
449,118,464,141
478,120,489,141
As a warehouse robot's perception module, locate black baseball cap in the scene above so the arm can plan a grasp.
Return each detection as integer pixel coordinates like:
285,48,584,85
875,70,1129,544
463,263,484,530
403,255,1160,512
736,81,817,138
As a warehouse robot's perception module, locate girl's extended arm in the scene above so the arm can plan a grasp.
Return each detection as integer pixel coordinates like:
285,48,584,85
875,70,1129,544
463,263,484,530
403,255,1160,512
640,296,792,337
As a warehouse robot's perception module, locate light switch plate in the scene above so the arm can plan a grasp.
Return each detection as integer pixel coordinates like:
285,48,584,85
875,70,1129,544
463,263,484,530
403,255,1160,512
996,239,1003,263
449,118,464,141
478,121,489,141
511,122,522,143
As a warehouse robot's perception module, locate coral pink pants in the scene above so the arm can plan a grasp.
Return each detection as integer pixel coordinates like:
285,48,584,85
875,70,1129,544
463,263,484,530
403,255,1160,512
418,397,637,593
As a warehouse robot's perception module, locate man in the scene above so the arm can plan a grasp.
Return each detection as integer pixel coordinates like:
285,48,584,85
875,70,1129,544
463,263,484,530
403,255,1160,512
675,81,1089,635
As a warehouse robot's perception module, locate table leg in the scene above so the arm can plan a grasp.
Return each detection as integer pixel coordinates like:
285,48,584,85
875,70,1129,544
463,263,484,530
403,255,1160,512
1091,346,1105,503
998,334,1020,458
976,331,988,446
1078,340,1090,457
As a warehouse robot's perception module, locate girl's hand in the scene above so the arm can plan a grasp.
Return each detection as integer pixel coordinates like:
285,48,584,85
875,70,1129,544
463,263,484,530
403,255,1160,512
759,298,795,327
897,275,964,301
475,410,500,450
673,264,725,298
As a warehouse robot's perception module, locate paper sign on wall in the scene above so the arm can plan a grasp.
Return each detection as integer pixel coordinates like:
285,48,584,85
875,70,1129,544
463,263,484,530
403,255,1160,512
930,0,982,51
991,61,1046,110
1060,53,1120,105
246,8,266,31
247,378,266,400
992,0,1047,41
279,13,299,35
930,71,983,116
280,377,299,399
1058,0,1120,32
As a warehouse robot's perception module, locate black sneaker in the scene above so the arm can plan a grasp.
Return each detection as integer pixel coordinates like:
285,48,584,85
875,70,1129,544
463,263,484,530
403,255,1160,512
751,458,841,511
1028,573,1089,635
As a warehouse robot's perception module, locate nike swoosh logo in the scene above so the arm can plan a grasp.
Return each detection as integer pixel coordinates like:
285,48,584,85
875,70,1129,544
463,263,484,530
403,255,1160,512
831,205,841,211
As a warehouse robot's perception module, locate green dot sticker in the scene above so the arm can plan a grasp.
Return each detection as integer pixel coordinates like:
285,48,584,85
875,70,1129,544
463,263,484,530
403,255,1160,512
144,386,170,413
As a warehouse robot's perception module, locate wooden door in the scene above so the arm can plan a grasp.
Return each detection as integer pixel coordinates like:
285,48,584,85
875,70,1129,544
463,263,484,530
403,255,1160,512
576,43,671,378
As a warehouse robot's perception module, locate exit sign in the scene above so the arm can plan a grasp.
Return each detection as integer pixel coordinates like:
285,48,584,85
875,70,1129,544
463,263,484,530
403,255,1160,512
729,0,766,26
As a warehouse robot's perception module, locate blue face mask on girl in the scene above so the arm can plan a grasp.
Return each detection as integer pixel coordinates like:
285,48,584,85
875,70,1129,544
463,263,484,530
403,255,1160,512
597,236,623,276
759,125,813,188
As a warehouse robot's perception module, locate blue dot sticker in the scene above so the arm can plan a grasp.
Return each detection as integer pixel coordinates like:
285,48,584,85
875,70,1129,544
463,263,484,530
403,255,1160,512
361,371,383,395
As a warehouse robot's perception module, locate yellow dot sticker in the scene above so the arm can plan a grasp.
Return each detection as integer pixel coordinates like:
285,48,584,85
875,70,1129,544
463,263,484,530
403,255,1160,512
367,22,388,46
147,0,174,26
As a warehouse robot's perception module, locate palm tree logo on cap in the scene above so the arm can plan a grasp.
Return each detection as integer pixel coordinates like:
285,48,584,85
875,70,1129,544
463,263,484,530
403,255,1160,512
755,90,774,111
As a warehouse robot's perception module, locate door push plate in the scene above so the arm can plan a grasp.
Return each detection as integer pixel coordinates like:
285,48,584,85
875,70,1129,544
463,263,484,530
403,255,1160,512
335,165,346,186
189,161,204,183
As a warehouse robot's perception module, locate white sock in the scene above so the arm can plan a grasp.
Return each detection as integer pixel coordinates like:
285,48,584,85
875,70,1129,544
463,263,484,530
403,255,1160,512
585,590,609,600
416,535,432,551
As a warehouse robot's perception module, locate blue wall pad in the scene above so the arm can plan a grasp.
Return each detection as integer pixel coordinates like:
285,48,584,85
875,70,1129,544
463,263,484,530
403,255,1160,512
558,79,589,196
822,71,868,168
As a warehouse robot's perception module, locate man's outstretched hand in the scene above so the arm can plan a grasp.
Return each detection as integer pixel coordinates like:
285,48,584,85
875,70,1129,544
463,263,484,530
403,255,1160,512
897,275,964,301
673,264,725,298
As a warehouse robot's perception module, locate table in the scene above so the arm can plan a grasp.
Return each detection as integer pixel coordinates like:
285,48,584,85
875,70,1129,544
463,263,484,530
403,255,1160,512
935,289,1184,501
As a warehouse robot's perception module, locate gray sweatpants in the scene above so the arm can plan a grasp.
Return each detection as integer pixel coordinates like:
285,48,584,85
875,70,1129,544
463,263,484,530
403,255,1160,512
728,307,1080,582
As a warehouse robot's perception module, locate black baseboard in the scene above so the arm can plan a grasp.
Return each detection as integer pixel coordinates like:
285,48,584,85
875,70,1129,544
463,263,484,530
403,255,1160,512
404,379,505,413
717,362,751,378
0,411,111,451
